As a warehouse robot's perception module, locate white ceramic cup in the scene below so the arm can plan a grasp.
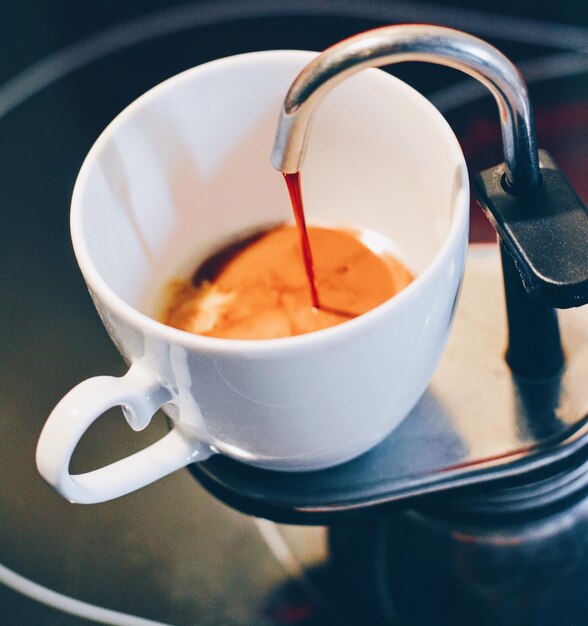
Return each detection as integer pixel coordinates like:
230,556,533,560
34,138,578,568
36,50,469,503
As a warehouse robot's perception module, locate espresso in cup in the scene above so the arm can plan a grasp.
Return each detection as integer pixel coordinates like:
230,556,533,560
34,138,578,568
160,223,414,339
160,169,413,340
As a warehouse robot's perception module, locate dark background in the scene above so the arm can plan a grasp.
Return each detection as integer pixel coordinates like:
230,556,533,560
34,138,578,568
0,1,587,624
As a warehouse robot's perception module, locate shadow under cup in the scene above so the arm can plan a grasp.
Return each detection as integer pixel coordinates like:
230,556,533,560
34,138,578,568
71,51,469,479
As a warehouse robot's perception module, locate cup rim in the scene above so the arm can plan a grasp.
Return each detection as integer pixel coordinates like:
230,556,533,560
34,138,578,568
71,49,469,357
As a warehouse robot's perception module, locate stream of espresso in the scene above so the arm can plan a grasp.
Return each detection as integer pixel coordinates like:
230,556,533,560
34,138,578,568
283,171,320,308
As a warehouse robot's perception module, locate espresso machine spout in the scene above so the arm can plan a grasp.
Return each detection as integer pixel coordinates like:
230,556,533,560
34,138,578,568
271,24,539,192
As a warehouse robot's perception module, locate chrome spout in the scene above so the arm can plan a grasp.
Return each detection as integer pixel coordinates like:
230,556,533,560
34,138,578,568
271,24,540,193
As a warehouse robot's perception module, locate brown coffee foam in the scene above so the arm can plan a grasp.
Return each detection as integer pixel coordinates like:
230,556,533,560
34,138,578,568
161,225,413,340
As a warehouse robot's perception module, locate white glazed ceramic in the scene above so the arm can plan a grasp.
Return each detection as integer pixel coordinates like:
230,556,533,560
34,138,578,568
36,50,469,503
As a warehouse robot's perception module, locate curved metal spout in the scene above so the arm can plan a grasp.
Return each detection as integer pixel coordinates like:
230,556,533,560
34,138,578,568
271,24,540,193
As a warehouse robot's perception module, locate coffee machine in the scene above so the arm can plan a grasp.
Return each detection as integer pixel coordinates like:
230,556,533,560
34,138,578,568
187,25,588,626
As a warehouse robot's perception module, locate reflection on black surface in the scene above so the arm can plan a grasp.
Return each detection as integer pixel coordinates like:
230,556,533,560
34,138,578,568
513,374,566,441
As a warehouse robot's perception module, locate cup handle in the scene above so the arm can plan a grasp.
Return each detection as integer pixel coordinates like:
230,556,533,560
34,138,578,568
36,363,211,504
